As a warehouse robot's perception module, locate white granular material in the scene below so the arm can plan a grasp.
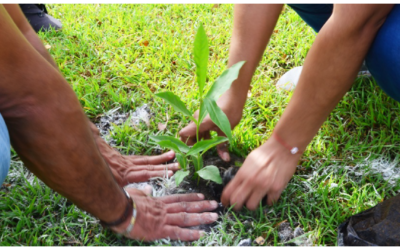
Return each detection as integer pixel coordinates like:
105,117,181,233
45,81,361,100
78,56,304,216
347,157,400,187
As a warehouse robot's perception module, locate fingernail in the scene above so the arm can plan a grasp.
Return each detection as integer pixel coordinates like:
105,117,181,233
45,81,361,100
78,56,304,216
210,200,218,208
197,193,205,199
168,170,173,176
199,231,206,237
175,163,181,169
222,152,230,161
168,151,175,157
210,213,218,220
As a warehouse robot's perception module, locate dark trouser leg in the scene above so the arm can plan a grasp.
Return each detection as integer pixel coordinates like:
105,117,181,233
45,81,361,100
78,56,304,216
19,4,62,33
365,4,400,102
287,4,333,33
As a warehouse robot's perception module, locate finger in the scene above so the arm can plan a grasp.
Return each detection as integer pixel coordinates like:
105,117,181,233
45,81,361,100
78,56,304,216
229,181,254,211
216,142,230,162
124,170,173,183
221,172,244,207
179,117,216,145
166,200,218,213
130,162,180,172
157,193,205,204
266,191,282,206
179,121,198,145
162,225,204,241
130,151,175,165
166,212,218,227
246,187,268,210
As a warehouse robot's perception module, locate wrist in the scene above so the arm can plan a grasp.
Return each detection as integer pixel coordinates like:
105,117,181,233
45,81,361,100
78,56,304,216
271,132,303,155
217,91,245,127
99,187,128,225
262,135,303,160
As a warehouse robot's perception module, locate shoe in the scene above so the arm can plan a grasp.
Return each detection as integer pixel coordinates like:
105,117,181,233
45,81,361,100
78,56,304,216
19,4,62,33
276,62,371,91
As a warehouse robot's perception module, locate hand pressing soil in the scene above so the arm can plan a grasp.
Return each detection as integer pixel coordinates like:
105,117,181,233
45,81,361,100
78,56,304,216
90,121,180,186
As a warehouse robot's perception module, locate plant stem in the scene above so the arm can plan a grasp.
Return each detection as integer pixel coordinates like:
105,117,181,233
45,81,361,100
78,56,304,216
196,99,203,142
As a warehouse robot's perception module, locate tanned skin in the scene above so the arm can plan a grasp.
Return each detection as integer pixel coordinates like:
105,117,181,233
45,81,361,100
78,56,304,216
0,4,218,241
3,4,181,186
180,4,394,210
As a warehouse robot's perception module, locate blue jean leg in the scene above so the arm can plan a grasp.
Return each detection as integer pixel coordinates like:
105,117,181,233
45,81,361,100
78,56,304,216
288,4,400,103
287,4,333,33
0,114,10,185
365,4,400,102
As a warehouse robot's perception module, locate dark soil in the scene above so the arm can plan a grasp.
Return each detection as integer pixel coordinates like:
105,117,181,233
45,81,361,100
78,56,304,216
171,153,244,203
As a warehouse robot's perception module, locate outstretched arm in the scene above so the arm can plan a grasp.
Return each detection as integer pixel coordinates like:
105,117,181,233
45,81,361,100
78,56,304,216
222,4,394,210
3,4,59,69
0,4,127,224
3,4,180,185
0,5,218,241
180,4,283,161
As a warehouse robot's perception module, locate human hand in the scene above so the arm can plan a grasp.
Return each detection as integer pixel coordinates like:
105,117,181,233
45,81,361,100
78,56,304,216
112,189,219,242
179,95,244,162
89,122,180,186
221,137,301,210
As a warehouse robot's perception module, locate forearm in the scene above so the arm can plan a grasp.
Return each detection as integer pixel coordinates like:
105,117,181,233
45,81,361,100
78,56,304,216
0,6,125,223
273,4,394,150
3,4,59,70
223,4,283,109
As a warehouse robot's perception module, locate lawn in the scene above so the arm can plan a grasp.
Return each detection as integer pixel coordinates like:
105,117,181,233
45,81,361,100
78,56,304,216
1,4,400,246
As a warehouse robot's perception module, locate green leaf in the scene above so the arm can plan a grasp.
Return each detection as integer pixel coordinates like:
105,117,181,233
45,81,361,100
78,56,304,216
149,135,190,153
191,155,203,172
204,98,233,142
198,100,208,125
205,61,246,101
196,165,222,184
175,170,190,186
194,23,209,95
157,140,180,153
186,136,228,156
155,92,195,121
176,153,187,171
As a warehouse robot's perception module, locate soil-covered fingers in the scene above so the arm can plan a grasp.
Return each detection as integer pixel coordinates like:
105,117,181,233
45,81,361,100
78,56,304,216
157,193,206,204
162,225,205,241
221,166,246,208
129,150,175,165
228,181,256,211
124,169,174,183
130,162,180,172
165,200,219,213
166,212,218,227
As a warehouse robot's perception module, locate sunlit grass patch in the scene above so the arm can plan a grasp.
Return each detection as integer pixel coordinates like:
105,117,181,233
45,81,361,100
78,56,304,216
1,4,400,246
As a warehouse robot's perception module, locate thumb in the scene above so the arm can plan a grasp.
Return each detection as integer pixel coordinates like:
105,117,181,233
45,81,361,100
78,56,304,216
179,121,198,145
179,117,215,145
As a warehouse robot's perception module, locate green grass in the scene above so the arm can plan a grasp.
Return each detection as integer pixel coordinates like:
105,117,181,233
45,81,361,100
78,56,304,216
1,4,400,246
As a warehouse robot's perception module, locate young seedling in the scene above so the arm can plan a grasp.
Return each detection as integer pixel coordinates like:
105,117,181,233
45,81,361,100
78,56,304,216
150,24,245,186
